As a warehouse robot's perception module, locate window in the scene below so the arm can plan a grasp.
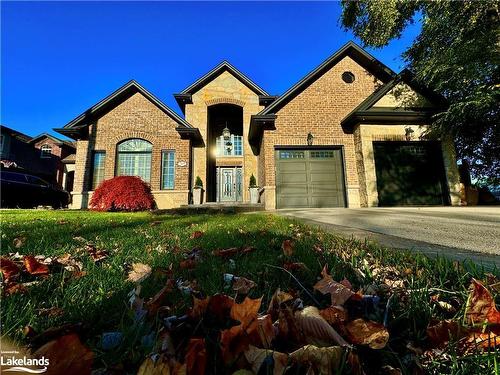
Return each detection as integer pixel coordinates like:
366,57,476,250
342,71,355,84
161,150,175,190
310,151,335,158
40,144,52,158
279,150,305,159
0,135,4,152
92,151,106,189
116,139,152,182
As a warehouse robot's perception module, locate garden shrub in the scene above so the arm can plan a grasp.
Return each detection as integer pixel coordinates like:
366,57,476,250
89,176,156,211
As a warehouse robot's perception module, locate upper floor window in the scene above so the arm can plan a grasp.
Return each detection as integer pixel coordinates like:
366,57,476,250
116,139,152,182
216,135,243,157
40,144,52,158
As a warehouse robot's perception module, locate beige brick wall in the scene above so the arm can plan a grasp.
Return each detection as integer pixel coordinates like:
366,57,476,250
261,56,383,209
185,70,264,201
71,92,191,209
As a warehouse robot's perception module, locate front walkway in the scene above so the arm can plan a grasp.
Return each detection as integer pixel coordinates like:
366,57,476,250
277,207,500,269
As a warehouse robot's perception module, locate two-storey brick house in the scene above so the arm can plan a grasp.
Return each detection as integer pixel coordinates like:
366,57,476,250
55,42,461,209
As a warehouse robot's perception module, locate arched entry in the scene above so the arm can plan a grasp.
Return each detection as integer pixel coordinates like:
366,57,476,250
206,104,243,202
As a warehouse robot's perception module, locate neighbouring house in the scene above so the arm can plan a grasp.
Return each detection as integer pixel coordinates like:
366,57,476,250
0,126,76,191
54,41,461,210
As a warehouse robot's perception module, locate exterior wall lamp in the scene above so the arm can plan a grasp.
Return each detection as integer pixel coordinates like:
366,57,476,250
307,132,314,146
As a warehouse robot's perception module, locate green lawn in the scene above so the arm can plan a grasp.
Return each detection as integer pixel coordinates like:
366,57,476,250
1,210,498,374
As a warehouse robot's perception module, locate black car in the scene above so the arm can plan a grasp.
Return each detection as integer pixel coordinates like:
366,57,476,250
1,171,70,208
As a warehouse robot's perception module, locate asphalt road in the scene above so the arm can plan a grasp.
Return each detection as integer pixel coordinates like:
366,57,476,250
277,207,500,269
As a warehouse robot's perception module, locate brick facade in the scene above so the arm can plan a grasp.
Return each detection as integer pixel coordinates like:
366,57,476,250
71,92,191,209
61,43,461,210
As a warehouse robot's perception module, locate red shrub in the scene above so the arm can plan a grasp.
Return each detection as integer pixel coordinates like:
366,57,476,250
89,176,156,212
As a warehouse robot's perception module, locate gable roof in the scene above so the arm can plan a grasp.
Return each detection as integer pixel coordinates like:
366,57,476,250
0,125,32,143
29,132,75,148
341,69,448,131
174,61,269,112
258,41,396,116
54,80,202,145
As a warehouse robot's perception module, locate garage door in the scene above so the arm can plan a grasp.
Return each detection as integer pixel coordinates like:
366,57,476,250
275,149,346,208
373,142,448,206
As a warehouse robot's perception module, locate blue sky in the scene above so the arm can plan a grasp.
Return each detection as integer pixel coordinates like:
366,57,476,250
1,1,421,138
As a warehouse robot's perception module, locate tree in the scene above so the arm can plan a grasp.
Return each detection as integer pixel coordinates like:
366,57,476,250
340,0,499,184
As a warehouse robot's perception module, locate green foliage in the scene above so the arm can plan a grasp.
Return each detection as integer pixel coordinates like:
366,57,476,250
249,173,257,187
340,0,500,183
194,176,203,188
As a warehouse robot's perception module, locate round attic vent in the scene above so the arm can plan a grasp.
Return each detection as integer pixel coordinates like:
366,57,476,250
342,71,355,84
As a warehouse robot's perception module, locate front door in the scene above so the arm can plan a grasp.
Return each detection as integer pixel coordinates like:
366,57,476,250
217,167,243,202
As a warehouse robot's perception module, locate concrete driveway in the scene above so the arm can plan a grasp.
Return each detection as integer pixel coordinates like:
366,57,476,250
278,207,500,268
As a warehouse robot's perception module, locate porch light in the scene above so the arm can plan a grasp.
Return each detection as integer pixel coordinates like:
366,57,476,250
307,132,314,146
222,125,231,140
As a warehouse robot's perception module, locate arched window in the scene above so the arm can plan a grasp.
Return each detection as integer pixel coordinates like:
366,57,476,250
116,139,152,182
40,144,52,158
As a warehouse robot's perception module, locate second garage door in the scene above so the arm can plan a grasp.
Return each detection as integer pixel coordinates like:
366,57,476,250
275,148,346,208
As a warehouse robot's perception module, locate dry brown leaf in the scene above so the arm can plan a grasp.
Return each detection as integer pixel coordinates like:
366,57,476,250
314,266,354,306
319,306,348,326
267,289,294,320
465,278,500,325
246,314,276,349
232,276,256,294
3,282,28,296
190,231,204,239
426,320,463,348
13,236,26,248
206,294,235,327
290,345,344,375
294,306,349,347
85,244,108,262
465,330,500,349
0,257,20,281
185,338,206,375
179,259,197,270
23,255,50,275
190,295,210,319
33,333,93,375
283,262,307,271
137,357,171,375
145,280,174,317
244,345,288,375
127,263,152,283
212,246,256,258
345,318,389,349
282,240,294,257
37,307,65,318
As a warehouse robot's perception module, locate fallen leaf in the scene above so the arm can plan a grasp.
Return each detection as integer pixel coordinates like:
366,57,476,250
267,289,294,320
232,276,256,294
283,262,307,271
465,278,500,325
319,306,348,326
23,255,50,275
185,338,206,375
0,257,20,281
190,295,210,319
465,329,500,349
13,236,26,248
381,365,402,375
282,240,294,256
190,231,204,239
345,318,389,349
85,244,108,262
212,246,256,258
128,263,152,283
294,306,349,347
145,280,174,317
137,356,171,375
3,282,28,296
37,307,65,318
179,259,197,270
314,266,354,306
290,345,344,375
426,320,463,348
205,294,235,328
246,314,276,349
33,333,93,375
244,345,288,375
